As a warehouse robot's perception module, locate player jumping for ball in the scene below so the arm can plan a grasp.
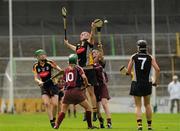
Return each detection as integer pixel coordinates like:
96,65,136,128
127,40,160,131
54,54,98,129
64,22,98,121
33,49,63,128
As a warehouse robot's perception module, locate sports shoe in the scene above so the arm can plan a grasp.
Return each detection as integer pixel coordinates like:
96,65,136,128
53,125,59,129
148,127,153,130
100,118,105,128
83,114,87,121
100,123,105,128
137,126,143,131
93,112,97,121
107,123,112,129
50,118,56,128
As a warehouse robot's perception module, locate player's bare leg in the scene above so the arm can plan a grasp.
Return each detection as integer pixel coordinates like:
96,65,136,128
80,99,98,129
83,88,91,121
42,95,54,127
134,96,143,130
144,95,152,130
87,86,97,121
97,102,105,128
54,103,69,129
101,98,112,128
51,95,58,124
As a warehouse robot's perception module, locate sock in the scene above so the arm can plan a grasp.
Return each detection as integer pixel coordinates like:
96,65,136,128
74,109,76,117
68,109,71,117
92,108,97,121
147,120,152,127
98,117,104,123
56,112,65,127
107,118,112,125
53,117,56,122
83,112,87,121
93,112,97,119
137,119,142,127
50,119,55,127
86,111,92,128
98,117,104,128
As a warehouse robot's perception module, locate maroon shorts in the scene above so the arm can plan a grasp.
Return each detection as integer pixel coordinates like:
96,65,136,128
94,84,110,102
62,88,86,105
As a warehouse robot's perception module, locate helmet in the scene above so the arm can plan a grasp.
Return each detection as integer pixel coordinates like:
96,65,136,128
137,40,147,52
80,31,90,41
34,49,46,57
68,54,78,64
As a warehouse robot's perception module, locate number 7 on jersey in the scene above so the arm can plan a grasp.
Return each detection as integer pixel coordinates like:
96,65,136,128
138,57,147,70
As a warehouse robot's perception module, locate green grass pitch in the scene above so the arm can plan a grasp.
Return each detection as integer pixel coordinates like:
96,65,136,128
0,113,179,131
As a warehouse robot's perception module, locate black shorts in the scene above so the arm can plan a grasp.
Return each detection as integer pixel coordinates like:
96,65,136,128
58,91,64,101
130,81,152,96
41,81,59,97
84,68,97,86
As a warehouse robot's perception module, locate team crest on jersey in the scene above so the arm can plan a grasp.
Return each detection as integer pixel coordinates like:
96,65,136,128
46,66,49,71
77,43,81,47
37,68,41,73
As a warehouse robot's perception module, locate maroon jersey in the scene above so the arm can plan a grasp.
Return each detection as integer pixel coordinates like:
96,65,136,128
93,63,107,86
64,65,84,88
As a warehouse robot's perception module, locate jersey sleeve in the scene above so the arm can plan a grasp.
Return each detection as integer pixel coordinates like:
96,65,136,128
32,63,38,74
94,64,103,72
77,66,85,76
48,60,58,68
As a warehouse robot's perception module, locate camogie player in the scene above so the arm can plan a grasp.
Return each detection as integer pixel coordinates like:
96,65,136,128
33,49,63,128
127,40,160,131
64,22,98,121
54,54,97,129
92,49,112,129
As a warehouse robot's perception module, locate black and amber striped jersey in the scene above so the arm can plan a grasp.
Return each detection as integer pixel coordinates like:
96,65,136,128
33,60,57,82
131,53,152,83
76,40,93,67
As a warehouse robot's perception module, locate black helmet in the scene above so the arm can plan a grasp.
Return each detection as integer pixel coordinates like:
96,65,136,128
137,40,147,52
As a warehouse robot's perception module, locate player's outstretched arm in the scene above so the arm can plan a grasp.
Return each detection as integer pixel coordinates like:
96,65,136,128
88,22,96,45
151,56,160,84
49,60,63,72
81,74,90,87
64,39,76,52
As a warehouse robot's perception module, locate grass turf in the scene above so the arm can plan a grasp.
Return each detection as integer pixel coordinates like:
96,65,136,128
0,113,179,131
